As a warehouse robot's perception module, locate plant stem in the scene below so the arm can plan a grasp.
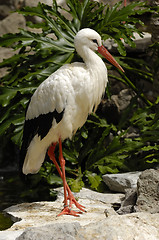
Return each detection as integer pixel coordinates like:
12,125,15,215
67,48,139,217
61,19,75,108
121,72,153,107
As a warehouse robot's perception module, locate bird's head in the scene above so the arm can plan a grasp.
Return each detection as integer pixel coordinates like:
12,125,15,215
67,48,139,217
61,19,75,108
74,28,102,52
74,28,124,72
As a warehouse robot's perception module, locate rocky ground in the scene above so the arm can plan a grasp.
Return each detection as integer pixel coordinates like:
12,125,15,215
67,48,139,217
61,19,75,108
0,169,159,240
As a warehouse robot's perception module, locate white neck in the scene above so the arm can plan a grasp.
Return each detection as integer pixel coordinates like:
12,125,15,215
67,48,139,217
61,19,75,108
77,46,103,69
77,45,108,112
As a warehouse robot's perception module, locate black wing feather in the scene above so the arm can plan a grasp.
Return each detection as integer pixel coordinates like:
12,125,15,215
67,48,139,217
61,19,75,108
20,109,64,171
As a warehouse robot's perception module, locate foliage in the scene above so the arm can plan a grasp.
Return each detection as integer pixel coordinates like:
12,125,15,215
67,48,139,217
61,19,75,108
0,0,158,193
0,0,153,145
0,213,13,231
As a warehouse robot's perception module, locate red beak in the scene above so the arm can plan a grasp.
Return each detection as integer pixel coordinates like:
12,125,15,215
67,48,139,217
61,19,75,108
98,45,124,72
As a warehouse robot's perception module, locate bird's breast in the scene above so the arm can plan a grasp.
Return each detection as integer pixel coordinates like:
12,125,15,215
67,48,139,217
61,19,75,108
63,62,107,133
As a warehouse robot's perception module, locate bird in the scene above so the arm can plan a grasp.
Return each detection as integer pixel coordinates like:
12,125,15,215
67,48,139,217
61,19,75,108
21,28,124,217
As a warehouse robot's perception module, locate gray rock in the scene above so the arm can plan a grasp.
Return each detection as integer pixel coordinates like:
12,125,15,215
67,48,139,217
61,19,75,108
103,171,141,193
0,5,12,20
135,169,159,213
104,32,152,53
78,212,159,240
123,32,152,53
111,89,135,112
24,0,71,22
0,12,26,36
117,188,137,214
24,0,53,7
16,213,159,240
60,187,124,204
0,47,19,77
1,188,159,240
0,231,23,240
1,212,158,240
0,12,26,77
0,47,18,62
3,188,123,231
0,0,24,10
16,222,81,240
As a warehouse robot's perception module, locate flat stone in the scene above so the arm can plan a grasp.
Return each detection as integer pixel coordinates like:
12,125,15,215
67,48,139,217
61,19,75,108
79,212,159,240
0,12,26,36
16,222,81,240
57,187,124,204
124,32,152,52
3,212,159,240
103,171,141,193
0,47,19,62
0,188,124,239
105,32,152,53
24,0,53,7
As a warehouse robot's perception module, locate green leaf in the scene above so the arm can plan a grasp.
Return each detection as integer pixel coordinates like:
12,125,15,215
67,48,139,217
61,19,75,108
0,87,17,107
141,145,159,152
146,158,158,164
68,177,84,192
98,165,119,174
85,171,102,190
11,126,24,146
0,114,24,136
47,174,63,186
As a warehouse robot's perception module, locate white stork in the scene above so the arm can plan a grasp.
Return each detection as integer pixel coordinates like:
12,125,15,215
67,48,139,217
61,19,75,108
21,28,124,216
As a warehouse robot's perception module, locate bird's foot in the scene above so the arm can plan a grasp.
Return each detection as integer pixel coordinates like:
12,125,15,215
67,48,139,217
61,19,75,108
66,189,86,213
67,196,86,213
57,206,82,217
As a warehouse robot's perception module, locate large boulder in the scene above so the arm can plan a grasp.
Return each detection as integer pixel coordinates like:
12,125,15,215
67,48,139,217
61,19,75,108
135,169,159,213
6,212,159,240
103,171,141,193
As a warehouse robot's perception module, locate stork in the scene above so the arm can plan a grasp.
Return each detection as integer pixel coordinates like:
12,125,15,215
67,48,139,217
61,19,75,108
21,28,124,216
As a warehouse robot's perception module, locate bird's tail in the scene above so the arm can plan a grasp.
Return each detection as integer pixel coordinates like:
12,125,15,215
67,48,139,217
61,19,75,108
22,137,47,175
20,125,47,175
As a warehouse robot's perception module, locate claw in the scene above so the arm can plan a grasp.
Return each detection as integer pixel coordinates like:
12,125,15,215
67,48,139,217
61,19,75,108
57,206,82,217
66,187,86,212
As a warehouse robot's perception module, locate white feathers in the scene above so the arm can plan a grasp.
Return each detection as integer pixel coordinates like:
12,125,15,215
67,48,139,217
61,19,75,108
23,28,108,175
26,66,68,120
22,135,47,174
74,28,102,60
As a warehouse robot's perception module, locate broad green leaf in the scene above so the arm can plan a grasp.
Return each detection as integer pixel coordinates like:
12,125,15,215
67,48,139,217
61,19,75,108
68,177,84,192
0,88,17,107
47,174,63,185
85,171,102,190
98,165,119,174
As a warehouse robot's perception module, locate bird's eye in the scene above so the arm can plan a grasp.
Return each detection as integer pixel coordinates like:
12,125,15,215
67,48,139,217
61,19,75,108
92,39,98,45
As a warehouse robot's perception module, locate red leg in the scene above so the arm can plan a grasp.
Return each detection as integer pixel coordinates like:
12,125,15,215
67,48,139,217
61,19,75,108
58,138,68,212
47,141,85,216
